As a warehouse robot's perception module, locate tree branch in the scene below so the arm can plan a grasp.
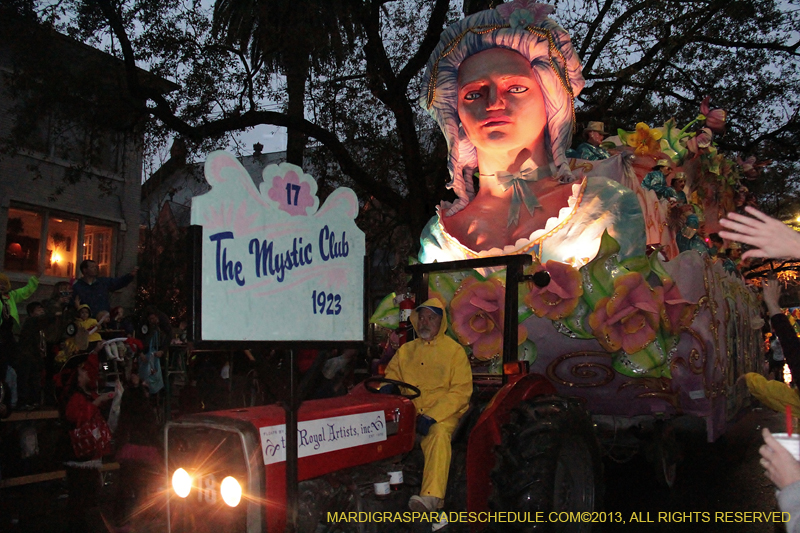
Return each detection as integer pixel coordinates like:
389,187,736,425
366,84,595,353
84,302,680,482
396,0,450,89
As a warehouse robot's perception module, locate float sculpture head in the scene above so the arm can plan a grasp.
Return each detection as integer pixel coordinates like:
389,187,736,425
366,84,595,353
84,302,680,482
420,1,585,216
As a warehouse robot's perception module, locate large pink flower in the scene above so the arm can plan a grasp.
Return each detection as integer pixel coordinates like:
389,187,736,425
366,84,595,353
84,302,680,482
685,127,713,154
661,279,696,335
588,272,662,354
450,277,527,361
524,260,583,320
700,96,727,134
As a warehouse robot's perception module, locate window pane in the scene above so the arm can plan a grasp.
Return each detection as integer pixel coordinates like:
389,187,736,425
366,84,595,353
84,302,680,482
45,217,79,279
84,224,113,277
5,208,42,273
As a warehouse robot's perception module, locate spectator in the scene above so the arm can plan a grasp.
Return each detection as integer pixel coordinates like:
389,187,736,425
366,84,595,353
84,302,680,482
72,259,137,315
75,304,102,350
719,206,800,259
1,272,38,408
108,306,135,337
15,301,50,408
139,308,168,397
760,428,800,533
114,372,161,530
721,208,800,528
59,352,114,532
0,272,39,359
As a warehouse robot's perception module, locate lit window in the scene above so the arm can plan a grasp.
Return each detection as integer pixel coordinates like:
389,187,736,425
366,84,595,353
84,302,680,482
4,205,116,279
4,208,42,273
45,217,79,278
84,224,113,277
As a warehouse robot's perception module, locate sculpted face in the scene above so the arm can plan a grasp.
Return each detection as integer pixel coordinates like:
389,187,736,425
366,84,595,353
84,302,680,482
457,48,546,160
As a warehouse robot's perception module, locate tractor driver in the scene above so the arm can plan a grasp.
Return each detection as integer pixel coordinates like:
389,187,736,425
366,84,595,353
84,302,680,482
381,298,473,513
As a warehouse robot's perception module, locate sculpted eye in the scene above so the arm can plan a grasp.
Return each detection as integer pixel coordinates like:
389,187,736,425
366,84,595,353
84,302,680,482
508,85,529,94
464,91,482,101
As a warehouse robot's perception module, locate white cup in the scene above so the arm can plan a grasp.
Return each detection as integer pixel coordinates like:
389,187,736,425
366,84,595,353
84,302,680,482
772,433,800,461
388,470,403,490
373,481,391,497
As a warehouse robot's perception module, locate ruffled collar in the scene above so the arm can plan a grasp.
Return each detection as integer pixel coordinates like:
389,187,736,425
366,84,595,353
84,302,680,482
436,177,587,259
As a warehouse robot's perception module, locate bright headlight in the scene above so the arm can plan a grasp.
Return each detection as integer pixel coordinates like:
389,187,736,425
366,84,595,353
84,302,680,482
220,476,242,507
172,468,192,498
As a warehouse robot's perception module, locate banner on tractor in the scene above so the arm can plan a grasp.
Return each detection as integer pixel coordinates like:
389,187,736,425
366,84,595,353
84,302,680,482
259,410,387,465
191,151,365,341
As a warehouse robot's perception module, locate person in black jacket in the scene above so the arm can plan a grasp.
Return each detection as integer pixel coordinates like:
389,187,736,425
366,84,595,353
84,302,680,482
763,280,800,385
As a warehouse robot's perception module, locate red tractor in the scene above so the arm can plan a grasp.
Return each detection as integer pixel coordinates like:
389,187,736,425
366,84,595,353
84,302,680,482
165,254,603,532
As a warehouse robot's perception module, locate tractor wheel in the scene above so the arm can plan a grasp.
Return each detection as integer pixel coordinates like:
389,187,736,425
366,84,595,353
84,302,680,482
490,396,603,532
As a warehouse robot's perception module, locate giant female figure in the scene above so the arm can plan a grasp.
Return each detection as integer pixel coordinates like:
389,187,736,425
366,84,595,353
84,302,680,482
419,2,645,266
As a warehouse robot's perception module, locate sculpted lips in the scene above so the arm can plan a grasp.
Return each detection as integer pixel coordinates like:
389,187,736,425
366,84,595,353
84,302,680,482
482,115,512,128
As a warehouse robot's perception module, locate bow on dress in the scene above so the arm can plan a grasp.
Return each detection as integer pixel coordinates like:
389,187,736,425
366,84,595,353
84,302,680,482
494,167,543,227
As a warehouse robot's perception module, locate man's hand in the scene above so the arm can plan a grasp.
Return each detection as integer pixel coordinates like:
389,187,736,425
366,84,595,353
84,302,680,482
416,415,436,436
131,267,139,277
760,428,800,489
719,207,800,260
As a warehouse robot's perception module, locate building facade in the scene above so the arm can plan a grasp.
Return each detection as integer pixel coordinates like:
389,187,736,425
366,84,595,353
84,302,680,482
0,12,175,317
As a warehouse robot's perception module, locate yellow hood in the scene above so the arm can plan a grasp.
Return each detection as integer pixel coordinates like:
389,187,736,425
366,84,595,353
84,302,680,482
409,297,448,340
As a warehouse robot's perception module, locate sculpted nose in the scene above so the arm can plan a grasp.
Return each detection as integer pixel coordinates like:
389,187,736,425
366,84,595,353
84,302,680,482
486,85,505,110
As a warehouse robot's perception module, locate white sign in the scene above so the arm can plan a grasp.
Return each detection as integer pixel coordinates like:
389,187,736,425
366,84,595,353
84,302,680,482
259,411,387,465
190,151,365,341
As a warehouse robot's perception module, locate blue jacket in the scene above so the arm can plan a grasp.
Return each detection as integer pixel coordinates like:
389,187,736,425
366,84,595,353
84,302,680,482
72,274,134,314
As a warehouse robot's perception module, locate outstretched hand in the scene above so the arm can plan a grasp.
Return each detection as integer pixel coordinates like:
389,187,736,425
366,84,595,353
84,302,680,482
762,280,782,317
719,207,800,260
760,428,800,489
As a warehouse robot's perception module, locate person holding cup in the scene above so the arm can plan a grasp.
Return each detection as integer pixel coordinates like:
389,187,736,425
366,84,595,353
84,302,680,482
760,428,800,532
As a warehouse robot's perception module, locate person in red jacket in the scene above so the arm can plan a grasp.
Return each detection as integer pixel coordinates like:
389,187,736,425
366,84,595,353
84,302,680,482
60,352,114,532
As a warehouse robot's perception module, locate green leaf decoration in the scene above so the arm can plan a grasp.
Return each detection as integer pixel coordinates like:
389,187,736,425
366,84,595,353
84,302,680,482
369,292,400,330
617,128,631,145
555,298,594,339
620,254,651,278
428,270,476,304
518,303,533,323
612,338,671,378
517,339,537,365
580,230,621,308
647,252,672,285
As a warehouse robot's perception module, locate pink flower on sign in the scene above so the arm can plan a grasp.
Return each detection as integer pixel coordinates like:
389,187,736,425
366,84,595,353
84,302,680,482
496,0,554,27
267,170,315,216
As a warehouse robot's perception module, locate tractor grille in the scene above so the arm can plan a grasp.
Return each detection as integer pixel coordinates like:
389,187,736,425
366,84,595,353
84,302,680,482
166,419,263,533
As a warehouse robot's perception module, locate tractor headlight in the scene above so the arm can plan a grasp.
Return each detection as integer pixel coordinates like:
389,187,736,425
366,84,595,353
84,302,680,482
172,468,192,498
220,476,242,507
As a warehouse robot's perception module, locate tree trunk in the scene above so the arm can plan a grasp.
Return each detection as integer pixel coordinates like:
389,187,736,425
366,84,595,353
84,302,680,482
285,42,310,166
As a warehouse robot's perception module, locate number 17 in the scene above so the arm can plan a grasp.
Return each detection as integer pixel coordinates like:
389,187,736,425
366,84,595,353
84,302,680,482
286,183,301,206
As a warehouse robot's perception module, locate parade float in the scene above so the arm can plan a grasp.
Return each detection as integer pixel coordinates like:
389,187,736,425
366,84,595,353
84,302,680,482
164,3,765,531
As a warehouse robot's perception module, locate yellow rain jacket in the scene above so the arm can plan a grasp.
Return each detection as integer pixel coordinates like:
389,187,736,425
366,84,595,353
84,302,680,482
384,297,472,500
745,373,800,414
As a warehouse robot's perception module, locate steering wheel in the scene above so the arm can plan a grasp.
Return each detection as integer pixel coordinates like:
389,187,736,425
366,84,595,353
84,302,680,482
364,377,421,400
